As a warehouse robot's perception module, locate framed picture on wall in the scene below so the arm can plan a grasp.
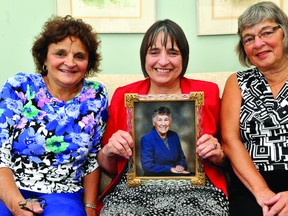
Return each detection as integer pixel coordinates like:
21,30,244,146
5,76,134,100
56,0,156,33
197,0,287,35
124,93,205,187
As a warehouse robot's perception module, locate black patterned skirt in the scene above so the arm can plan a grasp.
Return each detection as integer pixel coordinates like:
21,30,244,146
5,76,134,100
101,167,229,216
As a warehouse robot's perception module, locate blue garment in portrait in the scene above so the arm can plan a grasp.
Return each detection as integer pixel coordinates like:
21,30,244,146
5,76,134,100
140,127,188,175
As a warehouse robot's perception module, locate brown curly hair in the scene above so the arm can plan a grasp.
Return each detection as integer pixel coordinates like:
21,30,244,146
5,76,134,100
32,15,101,77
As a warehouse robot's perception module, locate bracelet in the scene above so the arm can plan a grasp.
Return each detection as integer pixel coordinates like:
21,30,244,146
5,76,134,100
84,203,97,210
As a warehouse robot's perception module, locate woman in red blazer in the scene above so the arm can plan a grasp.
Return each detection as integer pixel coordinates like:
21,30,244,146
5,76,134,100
97,19,229,215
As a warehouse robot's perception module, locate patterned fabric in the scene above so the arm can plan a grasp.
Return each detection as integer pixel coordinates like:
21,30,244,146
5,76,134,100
0,72,108,193
100,166,229,216
237,68,288,171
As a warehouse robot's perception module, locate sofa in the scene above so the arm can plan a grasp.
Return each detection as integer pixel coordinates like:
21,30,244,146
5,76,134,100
87,71,234,193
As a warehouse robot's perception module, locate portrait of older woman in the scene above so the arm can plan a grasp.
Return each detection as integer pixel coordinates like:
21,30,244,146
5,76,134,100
140,106,190,176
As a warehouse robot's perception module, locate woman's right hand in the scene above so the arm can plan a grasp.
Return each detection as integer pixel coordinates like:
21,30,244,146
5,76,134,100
102,130,134,159
253,187,275,211
13,200,44,216
263,191,288,216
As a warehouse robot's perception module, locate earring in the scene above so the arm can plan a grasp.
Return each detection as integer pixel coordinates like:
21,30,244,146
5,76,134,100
42,65,47,72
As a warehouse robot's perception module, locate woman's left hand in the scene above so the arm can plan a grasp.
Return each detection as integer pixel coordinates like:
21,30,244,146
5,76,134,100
196,134,225,165
263,191,288,216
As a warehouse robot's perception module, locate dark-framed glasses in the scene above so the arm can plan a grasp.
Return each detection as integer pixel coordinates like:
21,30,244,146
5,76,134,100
241,25,282,46
18,198,46,215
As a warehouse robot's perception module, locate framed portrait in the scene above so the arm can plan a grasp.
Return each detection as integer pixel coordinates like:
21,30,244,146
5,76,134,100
125,93,205,187
56,0,156,33
197,0,287,35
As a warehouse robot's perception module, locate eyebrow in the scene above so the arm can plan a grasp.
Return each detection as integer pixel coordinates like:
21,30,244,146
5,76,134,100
242,25,276,37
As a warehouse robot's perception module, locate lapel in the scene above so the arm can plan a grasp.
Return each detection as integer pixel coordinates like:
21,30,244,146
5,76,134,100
151,128,175,159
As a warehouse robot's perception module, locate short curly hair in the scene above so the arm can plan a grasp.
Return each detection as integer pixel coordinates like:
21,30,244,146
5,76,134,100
32,15,101,77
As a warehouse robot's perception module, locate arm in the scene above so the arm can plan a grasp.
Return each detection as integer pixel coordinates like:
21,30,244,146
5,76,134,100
0,167,24,213
220,73,274,206
0,78,43,215
97,130,134,175
97,87,134,176
83,167,100,216
0,167,43,215
196,83,226,165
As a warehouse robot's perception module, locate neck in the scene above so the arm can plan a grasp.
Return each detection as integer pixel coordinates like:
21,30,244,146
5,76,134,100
261,58,288,85
44,76,83,101
148,80,182,94
260,60,288,99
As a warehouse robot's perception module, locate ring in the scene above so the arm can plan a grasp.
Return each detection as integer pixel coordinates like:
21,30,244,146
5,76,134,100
213,143,217,149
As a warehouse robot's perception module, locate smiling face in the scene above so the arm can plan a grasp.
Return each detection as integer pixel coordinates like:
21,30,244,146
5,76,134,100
153,114,172,138
44,36,89,90
242,20,285,71
145,32,183,90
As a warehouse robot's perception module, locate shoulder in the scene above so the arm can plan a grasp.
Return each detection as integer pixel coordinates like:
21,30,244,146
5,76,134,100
84,79,108,95
236,67,258,77
141,129,154,140
181,77,220,106
4,72,42,89
222,72,242,107
167,130,179,138
114,79,149,94
236,67,260,84
181,77,219,95
82,80,109,107
183,77,218,87
9,72,40,81
110,79,149,104
222,71,243,94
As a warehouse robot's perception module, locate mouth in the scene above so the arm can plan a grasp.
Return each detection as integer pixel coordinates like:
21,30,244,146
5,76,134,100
59,69,77,73
156,68,170,73
256,50,270,57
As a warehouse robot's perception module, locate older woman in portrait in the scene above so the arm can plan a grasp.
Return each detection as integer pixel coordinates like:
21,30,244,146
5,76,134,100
140,106,189,176
221,2,288,216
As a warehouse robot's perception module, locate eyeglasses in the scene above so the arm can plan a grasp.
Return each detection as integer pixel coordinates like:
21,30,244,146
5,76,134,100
18,198,46,215
241,25,282,46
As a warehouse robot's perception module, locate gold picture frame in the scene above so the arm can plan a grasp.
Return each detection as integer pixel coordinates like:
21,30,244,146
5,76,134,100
125,93,205,187
56,0,156,33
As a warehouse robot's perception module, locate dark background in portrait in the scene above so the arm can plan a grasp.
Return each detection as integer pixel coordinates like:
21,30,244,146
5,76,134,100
133,101,196,176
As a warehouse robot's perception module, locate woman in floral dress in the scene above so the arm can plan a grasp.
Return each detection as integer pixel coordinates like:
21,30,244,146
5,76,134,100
0,15,108,216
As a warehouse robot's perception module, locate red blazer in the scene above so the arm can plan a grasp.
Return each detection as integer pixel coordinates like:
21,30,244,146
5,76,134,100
97,77,228,213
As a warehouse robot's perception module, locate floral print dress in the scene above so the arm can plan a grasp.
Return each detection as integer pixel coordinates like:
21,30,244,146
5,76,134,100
0,72,108,193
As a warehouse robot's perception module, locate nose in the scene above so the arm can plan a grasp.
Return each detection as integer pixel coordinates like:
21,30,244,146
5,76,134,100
158,53,169,65
253,35,265,48
64,56,76,67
